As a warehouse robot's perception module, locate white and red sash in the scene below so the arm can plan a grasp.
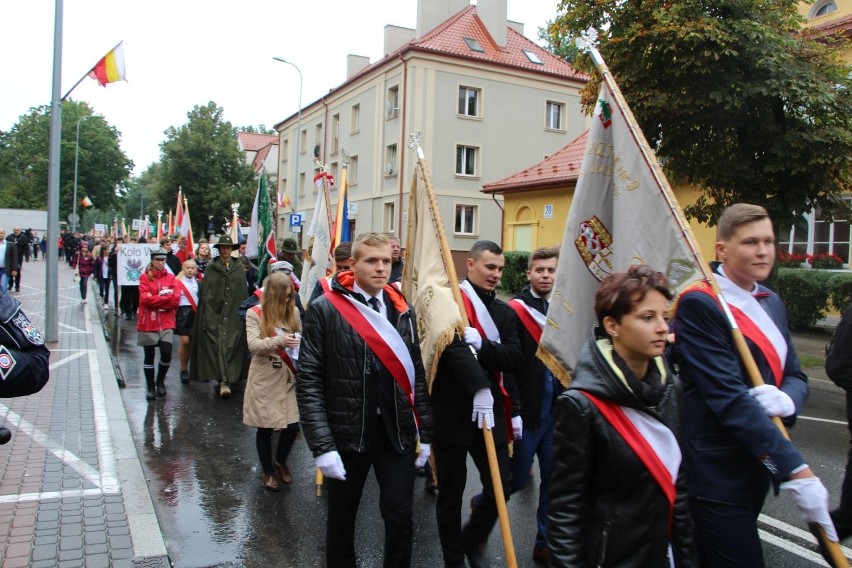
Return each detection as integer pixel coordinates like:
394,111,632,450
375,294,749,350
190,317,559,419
323,288,419,424
249,305,297,375
175,277,199,312
460,280,514,437
580,390,681,534
509,298,546,344
689,274,787,385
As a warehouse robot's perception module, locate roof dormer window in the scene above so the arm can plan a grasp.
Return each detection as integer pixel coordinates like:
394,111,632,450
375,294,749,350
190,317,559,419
523,49,544,65
464,37,484,53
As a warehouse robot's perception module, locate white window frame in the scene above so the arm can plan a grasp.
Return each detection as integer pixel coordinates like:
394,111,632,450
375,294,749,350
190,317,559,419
351,103,360,134
387,86,400,119
458,86,481,118
455,145,479,177
331,114,340,155
298,172,306,198
454,204,478,236
348,155,359,186
546,101,565,131
778,199,851,266
383,202,396,233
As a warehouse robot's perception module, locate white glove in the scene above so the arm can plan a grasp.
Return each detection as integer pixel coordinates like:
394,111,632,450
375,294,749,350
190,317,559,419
781,477,838,541
464,327,483,351
472,387,495,429
316,450,347,481
749,384,795,418
415,443,431,469
158,288,174,296
511,416,523,440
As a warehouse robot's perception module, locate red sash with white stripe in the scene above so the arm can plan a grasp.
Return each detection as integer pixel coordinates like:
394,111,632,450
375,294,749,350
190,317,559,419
323,287,419,426
249,305,297,375
580,390,677,534
175,278,198,312
509,299,545,344
460,283,514,438
687,282,784,385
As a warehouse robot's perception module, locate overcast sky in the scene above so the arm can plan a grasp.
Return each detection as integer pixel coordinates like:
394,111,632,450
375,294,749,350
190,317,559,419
0,0,560,176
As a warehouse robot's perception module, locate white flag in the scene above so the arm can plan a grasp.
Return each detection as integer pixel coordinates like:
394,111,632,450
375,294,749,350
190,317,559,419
246,179,261,259
539,83,702,384
298,174,333,306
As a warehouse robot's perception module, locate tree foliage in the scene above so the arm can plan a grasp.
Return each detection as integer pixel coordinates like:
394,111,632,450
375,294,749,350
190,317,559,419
549,0,852,229
0,100,133,219
156,101,255,235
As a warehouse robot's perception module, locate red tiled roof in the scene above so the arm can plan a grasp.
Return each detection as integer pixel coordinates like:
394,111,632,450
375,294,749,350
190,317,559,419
807,12,852,37
274,6,587,129
252,144,272,173
409,6,586,81
238,132,278,152
482,130,589,194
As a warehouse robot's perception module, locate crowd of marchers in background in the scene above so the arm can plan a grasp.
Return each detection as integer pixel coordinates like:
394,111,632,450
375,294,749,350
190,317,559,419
37,203,852,568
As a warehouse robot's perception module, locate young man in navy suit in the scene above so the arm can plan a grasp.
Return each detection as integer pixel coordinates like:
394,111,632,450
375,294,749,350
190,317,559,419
675,203,836,566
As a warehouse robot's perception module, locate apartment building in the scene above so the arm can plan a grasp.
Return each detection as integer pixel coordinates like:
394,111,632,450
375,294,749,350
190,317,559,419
273,0,587,256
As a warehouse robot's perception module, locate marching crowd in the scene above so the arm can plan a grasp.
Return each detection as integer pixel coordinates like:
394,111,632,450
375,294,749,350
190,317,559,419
37,203,852,567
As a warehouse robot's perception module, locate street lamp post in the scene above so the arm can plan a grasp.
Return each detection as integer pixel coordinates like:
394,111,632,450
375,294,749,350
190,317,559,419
272,56,303,236
72,115,93,234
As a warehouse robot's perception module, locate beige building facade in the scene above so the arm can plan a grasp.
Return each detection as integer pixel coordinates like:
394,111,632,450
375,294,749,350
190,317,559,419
274,0,588,255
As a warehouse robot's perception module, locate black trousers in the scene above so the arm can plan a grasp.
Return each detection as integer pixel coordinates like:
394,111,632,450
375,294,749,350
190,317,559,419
434,434,511,567
326,414,415,568
834,391,852,524
690,495,766,567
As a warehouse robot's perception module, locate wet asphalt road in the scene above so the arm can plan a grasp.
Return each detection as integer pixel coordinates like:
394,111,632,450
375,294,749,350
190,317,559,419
102,304,852,567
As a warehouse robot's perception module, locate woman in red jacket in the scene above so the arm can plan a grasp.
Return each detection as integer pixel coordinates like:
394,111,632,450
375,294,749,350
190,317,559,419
137,248,180,400
71,242,96,304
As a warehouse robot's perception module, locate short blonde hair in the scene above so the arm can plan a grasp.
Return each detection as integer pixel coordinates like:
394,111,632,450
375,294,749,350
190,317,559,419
717,204,769,242
352,232,390,260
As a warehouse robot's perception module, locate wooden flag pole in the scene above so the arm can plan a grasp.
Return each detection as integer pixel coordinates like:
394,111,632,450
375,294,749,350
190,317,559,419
578,30,847,568
410,133,517,568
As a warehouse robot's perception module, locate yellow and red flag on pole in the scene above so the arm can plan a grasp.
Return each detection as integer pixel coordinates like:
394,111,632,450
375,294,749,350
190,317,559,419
88,42,127,87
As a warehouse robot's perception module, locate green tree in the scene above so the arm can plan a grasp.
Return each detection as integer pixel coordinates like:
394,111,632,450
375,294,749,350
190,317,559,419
0,100,133,218
157,101,255,236
238,124,275,135
538,24,579,63
549,0,852,229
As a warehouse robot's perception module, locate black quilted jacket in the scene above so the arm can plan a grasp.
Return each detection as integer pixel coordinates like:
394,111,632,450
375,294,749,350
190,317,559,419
297,274,432,456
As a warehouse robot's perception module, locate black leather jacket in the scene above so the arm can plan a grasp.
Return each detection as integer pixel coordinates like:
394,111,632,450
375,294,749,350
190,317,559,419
548,336,697,568
297,273,432,456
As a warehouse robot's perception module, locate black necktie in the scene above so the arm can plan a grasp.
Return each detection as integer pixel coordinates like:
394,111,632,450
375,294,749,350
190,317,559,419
368,296,381,314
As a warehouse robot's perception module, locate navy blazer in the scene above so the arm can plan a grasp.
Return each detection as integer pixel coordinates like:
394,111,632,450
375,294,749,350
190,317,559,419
674,275,808,505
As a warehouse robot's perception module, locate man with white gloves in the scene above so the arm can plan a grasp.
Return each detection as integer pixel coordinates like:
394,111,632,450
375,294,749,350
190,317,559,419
674,204,837,567
297,232,432,568
431,240,522,568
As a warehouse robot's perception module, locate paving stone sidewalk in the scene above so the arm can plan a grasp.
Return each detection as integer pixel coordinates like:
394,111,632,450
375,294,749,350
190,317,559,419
0,258,169,567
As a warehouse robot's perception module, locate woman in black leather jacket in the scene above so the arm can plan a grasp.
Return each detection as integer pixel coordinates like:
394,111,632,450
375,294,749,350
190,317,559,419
548,265,697,567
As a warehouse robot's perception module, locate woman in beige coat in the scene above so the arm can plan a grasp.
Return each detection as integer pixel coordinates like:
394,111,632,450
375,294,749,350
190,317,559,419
244,272,302,491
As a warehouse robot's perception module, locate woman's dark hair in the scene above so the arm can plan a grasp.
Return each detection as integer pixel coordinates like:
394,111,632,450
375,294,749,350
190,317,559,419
594,265,672,331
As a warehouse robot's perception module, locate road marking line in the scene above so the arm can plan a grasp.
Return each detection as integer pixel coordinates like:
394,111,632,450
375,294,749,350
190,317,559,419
48,350,88,371
0,405,102,487
87,347,120,492
759,529,832,565
760,514,852,559
0,487,118,505
59,321,87,333
798,415,847,426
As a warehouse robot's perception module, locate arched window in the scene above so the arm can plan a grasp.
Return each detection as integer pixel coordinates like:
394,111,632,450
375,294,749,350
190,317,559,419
810,0,838,18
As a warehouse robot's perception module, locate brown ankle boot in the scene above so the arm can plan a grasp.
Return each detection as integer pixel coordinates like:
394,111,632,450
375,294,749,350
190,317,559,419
274,461,292,484
263,473,279,491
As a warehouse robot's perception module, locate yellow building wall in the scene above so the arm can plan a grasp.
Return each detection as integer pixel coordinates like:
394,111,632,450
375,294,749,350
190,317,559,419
501,183,719,264
798,0,852,64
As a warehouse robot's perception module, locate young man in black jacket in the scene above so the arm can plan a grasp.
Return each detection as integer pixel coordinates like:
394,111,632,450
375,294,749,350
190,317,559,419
432,240,522,568
826,305,852,540
504,246,561,564
297,232,432,568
